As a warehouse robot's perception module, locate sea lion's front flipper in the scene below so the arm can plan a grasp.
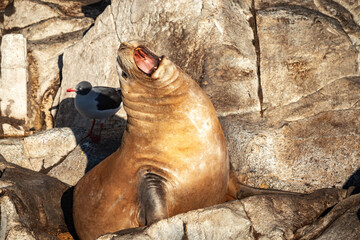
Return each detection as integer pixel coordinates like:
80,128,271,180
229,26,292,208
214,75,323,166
138,172,168,225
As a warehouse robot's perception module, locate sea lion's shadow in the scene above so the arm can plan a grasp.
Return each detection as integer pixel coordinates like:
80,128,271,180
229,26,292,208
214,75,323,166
61,187,78,239
55,97,126,239
342,168,360,221
54,97,126,172
59,119,126,240
343,167,360,196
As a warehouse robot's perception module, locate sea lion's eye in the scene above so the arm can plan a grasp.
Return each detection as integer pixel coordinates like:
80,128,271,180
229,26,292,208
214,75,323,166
122,71,129,79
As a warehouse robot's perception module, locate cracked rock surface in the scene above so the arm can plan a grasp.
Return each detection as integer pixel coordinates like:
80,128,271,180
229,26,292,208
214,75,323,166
98,188,360,240
55,0,360,192
0,0,107,136
0,0,359,239
0,156,71,239
0,126,124,186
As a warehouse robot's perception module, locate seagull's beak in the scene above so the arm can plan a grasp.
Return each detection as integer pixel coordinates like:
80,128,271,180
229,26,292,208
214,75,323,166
66,88,76,92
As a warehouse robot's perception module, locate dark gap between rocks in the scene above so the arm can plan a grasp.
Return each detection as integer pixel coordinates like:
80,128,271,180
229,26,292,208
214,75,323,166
249,0,264,118
82,0,111,20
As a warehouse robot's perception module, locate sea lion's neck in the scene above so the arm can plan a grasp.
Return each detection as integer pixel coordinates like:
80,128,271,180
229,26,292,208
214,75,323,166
121,60,190,132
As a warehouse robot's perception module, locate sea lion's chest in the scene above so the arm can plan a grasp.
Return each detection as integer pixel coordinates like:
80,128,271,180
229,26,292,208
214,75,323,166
119,100,224,174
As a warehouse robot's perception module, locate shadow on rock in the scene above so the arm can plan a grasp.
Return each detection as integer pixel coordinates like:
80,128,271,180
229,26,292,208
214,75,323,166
343,167,360,195
343,168,360,221
82,0,111,20
54,97,126,172
61,186,79,240
53,97,126,239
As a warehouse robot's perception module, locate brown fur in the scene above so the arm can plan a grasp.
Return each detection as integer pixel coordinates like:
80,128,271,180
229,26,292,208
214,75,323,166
73,41,234,239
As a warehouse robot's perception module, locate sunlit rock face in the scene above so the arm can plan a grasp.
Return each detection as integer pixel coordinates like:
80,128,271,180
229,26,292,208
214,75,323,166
56,0,360,193
0,0,359,239
0,34,28,137
0,0,99,136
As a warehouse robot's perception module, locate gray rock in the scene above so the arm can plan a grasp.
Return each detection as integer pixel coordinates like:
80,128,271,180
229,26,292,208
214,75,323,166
3,0,61,30
219,3,360,193
98,201,254,240
47,144,88,186
53,0,360,195
257,6,358,109
53,5,122,129
0,127,86,174
0,195,37,240
0,34,28,137
221,77,360,193
0,138,27,169
295,191,360,239
315,196,360,240
48,129,123,185
241,188,348,239
1,0,96,135
98,188,358,240
22,127,86,172
0,126,123,185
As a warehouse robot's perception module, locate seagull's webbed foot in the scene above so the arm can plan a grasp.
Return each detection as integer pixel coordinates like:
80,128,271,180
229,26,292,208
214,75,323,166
80,119,100,143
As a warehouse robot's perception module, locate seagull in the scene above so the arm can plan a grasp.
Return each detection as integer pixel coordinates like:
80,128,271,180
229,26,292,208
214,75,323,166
67,81,122,143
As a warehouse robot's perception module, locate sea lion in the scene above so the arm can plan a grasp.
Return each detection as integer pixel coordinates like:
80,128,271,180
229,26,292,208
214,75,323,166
73,41,231,239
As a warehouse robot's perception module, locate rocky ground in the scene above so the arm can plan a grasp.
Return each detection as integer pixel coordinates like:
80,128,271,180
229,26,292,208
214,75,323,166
0,0,360,239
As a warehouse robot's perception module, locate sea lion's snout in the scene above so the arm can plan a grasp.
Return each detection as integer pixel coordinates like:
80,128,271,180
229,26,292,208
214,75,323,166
117,41,164,78
133,47,163,76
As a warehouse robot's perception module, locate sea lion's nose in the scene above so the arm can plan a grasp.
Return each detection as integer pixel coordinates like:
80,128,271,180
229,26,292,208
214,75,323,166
119,42,130,50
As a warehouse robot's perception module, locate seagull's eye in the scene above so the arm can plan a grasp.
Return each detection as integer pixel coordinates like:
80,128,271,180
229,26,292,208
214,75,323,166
122,71,129,79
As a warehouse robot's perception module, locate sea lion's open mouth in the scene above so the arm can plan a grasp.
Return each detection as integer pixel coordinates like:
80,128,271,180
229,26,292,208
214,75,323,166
134,47,162,76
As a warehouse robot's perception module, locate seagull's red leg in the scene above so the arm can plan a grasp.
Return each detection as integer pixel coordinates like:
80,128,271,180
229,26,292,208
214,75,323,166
91,122,103,143
89,119,96,136
82,119,96,141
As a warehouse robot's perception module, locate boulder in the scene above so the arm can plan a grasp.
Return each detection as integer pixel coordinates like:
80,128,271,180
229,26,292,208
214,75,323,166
2,0,61,30
0,138,25,168
257,6,357,108
22,127,86,172
0,0,111,137
295,191,360,239
220,2,360,193
54,0,360,194
98,188,359,240
314,197,360,240
0,126,124,185
221,77,360,193
0,127,86,173
0,34,28,137
0,156,71,239
0,0,359,238
53,0,259,129
47,128,124,185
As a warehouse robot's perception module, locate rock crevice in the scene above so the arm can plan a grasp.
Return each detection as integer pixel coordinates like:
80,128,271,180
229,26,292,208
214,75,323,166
250,0,264,118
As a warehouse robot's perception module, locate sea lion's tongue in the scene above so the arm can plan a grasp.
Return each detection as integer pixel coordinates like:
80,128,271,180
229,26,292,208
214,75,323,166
134,47,159,75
